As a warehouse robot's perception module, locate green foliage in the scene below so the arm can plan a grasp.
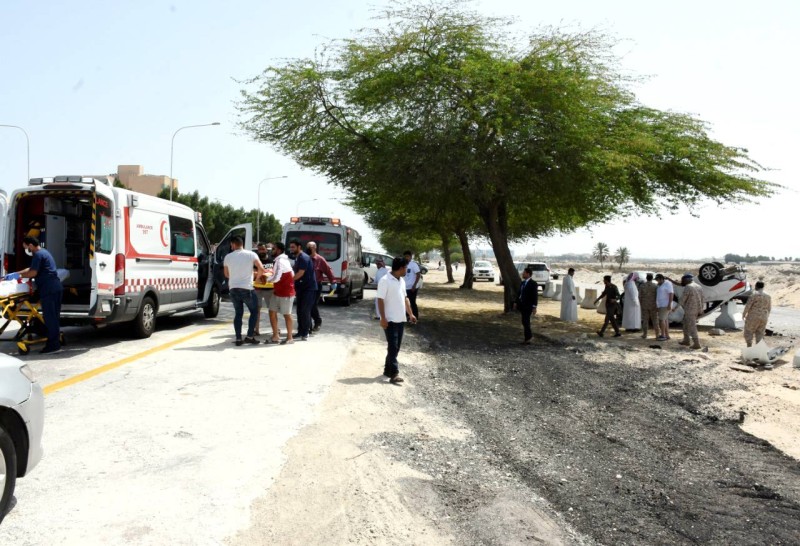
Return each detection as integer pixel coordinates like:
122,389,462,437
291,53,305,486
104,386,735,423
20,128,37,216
237,0,776,304
593,242,610,266
615,246,630,270
156,188,281,243
723,252,773,263
113,177,127,189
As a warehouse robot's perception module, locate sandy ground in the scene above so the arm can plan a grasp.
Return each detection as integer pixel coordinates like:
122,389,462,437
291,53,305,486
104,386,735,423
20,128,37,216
439,266,800,461
229,313,579,545
231,265,800,544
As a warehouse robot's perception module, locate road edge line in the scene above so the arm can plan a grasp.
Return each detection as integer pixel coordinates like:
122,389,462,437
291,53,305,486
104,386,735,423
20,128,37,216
43,325,223,396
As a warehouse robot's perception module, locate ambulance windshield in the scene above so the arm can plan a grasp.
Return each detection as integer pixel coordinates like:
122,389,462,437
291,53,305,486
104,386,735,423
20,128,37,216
285,231,340,262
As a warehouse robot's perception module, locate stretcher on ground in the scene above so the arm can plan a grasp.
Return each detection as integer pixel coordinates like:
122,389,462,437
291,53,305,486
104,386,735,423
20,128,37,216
0,290,65,355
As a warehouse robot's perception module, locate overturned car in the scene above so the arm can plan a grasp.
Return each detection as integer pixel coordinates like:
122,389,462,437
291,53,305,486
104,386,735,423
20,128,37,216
669,262,749,323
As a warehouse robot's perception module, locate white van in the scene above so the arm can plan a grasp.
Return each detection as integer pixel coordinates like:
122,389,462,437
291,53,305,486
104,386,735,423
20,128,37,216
4,176,251,337
362,250,393,289
282,216,365,304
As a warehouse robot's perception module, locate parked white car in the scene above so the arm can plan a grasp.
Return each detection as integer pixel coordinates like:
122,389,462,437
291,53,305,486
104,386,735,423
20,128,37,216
499,262,551,292
0,355,44,524
473,260,495,282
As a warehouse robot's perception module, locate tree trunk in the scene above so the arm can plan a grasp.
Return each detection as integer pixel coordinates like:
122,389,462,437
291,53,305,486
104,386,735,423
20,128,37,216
479,202,520,312
440,232,455,283
456,229,474,289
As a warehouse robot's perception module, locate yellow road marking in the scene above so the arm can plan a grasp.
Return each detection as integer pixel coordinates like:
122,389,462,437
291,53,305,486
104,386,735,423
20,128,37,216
44,325,223,396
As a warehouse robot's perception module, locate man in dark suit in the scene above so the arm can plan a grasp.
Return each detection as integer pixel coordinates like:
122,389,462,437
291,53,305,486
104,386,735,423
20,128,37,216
513,266,539,345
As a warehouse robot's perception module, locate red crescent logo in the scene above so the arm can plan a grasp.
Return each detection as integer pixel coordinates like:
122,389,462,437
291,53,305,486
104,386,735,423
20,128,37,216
160,220,169,247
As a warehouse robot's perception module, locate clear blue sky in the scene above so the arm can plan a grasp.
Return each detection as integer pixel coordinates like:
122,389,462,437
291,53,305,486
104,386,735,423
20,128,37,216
1,1,797,259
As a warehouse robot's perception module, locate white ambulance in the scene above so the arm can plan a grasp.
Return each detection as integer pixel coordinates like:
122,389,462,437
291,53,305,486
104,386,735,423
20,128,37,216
3,176,251,337
281,216,366,304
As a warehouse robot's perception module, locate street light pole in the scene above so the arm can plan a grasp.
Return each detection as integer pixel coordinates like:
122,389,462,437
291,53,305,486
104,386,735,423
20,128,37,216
0,124,30,181
169,122,220,201
295,198,319,215
257,176,288,242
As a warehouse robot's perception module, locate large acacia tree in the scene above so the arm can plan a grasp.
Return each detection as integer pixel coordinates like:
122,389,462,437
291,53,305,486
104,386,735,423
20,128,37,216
238,1,774,309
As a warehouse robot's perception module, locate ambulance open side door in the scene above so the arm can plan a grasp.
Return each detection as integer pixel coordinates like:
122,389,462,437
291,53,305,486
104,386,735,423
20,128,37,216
213,223,253,295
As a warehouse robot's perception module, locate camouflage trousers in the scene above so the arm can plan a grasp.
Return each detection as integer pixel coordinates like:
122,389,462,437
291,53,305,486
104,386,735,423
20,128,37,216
641,307,658,335
744,317,768,346
682,313,699,342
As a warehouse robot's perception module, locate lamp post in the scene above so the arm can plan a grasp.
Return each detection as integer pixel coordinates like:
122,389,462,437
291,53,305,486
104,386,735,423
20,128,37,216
0,124,30,181
256,176,288,242
295,198,319,215
169,122,220,201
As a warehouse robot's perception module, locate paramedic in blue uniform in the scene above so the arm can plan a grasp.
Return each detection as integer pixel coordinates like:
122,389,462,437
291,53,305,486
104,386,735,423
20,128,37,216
16,236,63,354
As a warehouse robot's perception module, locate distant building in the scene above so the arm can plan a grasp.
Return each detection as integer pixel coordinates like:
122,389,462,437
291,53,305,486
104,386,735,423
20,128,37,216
110,165,176,197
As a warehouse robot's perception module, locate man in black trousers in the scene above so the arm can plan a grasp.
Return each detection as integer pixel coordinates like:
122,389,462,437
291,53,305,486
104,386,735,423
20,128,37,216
513,266,538,345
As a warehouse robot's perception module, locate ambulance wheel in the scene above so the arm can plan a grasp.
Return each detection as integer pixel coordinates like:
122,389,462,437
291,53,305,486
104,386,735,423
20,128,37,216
204,287,220,318
17,342,28,355
135,297,157,338
343,284,352,307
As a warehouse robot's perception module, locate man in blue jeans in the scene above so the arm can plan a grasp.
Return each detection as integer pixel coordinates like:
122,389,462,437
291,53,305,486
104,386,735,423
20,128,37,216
224,236,266,346
289,240,318,341
376,257,417,384
15,236,63,354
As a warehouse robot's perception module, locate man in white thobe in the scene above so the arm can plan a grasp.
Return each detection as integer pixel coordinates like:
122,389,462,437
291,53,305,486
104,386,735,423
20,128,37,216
622,272,642,331
560,267,578,322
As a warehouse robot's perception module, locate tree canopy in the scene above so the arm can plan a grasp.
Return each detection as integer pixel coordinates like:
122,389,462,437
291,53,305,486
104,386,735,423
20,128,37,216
237,0,775,308
158,188,282,244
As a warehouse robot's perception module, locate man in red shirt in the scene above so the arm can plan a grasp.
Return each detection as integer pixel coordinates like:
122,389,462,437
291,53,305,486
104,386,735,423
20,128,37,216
307,241,335,332
266,242,296,344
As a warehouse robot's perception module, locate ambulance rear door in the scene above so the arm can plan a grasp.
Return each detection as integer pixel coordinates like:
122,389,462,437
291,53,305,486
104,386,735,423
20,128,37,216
0,190,7,275
92,183,117,316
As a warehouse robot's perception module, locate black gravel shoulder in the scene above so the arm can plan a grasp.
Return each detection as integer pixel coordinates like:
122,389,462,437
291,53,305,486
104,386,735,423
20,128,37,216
393,309,800,545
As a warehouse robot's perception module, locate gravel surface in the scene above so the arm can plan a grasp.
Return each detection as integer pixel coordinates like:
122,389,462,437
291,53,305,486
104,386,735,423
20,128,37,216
393,284,800,545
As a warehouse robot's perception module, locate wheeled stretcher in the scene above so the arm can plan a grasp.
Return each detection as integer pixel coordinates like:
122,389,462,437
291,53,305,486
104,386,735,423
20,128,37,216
0,290,65,355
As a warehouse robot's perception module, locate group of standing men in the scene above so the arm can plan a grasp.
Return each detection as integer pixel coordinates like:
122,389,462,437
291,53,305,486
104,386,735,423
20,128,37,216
522,267,771,350
223,236,335,346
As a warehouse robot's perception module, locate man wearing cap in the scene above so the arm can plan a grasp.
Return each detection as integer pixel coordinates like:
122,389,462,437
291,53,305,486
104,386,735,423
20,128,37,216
376,257,417,384
742,281,771,347
372,257,388,319
678,273,704,349
655,273,674,341
14,236,64,354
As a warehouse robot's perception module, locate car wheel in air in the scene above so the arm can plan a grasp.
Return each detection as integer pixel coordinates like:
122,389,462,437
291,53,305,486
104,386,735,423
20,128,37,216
135,296,157,338
698,262,721,286
0,425,18,524
204,287,220,318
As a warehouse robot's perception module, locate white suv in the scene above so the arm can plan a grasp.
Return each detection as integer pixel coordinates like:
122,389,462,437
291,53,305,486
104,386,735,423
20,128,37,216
473,260,495,282
500,262,551,291
0,355,44,523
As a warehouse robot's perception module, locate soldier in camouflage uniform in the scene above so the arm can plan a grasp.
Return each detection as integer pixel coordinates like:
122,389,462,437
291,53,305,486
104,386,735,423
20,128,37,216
638,273,659,339
678,273,704,349
742,281,771,347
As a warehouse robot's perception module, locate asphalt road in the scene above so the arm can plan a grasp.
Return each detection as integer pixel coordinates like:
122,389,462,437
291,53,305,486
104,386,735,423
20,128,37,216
0,299,363,544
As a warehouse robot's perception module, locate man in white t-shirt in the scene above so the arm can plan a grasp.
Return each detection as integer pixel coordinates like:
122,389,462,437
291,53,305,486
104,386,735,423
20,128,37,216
655,273,675,341
377,257,417,384
223,236,266,346
403,250,421,320
372,257,388,319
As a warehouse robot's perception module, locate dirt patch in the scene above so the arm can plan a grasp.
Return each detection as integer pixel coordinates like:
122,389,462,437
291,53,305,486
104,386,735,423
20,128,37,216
404,275,800,544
